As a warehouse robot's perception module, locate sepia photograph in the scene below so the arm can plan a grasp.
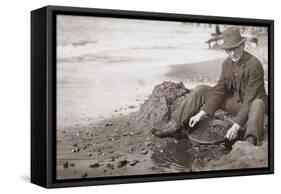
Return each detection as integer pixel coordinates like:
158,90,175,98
56,14,270,180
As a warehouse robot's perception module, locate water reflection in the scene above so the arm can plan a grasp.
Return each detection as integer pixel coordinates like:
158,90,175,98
151,138,194,171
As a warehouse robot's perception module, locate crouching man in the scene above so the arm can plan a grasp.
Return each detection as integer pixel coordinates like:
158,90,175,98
153,27,267,145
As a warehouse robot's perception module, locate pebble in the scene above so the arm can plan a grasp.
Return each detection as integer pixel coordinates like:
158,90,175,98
63,161,69,168
122,133,129,136
140,149,148,155
88,152,92,157
127,147,134,153
89,163,99,168
71,147,80,153
69,163,75,167
114,128,120,132
81,173,88,178
105,122,113,127
106,163,114,169
144,141,151,146
129,160,140,166
117,160,128,168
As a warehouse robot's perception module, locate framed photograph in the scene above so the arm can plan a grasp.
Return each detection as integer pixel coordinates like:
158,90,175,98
31,5,274,188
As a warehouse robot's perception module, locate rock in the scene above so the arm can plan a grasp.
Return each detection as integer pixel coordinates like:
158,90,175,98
140,149,148,155
89,163,99,168
88,152,93,157
63,161,69,168
105,122,113,127
69,163,75,167
106,163,114,169
127,147,134,153
122,133,129,136
71,147,80,153
117,160,129,168
128,105,136,109
81,173,88,178
144,141,152,146
129,160,140,166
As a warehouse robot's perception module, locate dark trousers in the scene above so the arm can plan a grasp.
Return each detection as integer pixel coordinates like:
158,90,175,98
171,85,266,143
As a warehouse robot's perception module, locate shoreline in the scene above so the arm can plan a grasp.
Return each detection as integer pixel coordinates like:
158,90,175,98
165,58,224,83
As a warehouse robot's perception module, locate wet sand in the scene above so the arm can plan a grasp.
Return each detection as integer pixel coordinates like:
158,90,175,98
57,113,195,179
166,58,224,83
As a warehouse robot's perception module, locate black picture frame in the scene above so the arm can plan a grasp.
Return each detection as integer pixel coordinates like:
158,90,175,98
31,5,274,188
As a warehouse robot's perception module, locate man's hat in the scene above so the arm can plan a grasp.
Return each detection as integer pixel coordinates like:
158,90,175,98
221,27,246,49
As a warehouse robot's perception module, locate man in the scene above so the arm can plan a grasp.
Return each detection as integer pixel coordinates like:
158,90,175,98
152,27,267,145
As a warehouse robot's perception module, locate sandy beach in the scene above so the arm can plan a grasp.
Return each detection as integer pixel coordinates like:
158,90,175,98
56,15,269,180
56,57,268,180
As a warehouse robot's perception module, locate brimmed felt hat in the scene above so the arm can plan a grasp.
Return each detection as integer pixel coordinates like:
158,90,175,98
221,27,246,49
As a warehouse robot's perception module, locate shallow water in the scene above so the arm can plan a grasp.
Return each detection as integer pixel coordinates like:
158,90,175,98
151,138,194,171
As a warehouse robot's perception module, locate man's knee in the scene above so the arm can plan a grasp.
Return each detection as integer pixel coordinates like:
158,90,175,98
191,85,212,96
250,99,265,111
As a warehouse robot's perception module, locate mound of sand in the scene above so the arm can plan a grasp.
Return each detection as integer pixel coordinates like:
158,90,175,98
192,140,268,171
137,81,190,130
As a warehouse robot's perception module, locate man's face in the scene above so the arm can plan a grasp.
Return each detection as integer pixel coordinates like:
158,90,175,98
225,44,244,62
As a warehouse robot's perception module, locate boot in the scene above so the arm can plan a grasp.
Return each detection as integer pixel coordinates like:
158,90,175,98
245,135,257,145
151,119,179,138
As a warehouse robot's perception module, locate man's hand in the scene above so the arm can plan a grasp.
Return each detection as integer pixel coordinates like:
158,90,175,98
224,123,240,141
189,110,206,128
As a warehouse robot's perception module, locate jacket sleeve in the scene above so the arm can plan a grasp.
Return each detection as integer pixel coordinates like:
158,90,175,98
232,59,264,127
201,63,226,116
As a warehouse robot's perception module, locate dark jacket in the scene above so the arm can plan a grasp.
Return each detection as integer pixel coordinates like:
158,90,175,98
202,51,267,127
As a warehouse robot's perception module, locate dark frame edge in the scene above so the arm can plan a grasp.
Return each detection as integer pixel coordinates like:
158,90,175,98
268,20,274,174
31,6,48,188
31,5,274,189
45,5,274,24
